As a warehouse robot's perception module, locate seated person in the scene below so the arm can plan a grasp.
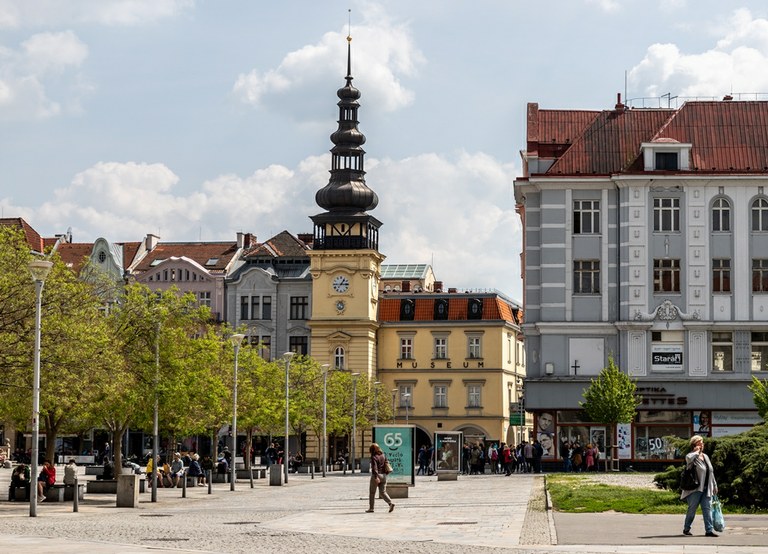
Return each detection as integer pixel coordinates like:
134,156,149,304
37,460,55,502
186,453,205,485
291,452,303,473
64,459,77,486
9,463,30,501
216,455,229,475
102,459,114,480
170,452,185,487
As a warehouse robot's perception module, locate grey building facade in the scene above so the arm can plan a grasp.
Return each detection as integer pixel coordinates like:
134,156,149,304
515,99,764,466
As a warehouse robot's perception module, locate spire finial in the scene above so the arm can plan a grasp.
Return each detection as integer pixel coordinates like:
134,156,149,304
346,9,352,84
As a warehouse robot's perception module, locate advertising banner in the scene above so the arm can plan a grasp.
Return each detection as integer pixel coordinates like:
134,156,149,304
373,425,415,485
616,423,632,459
433,432,462,473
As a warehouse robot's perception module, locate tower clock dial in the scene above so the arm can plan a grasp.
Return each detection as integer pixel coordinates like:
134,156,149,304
332,275,350,293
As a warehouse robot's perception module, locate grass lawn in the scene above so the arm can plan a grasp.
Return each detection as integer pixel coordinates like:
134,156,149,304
546,474,686,514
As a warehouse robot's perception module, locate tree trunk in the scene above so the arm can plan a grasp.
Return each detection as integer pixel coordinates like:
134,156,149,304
112,428,124,476
245,429,253,469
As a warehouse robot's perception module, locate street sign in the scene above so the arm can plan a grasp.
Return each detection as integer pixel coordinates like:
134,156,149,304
509,413,524,425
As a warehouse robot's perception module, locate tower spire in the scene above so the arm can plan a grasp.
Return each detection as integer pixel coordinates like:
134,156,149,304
311,30,381,251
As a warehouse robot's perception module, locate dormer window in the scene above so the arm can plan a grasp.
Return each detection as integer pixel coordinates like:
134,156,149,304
655,152,678,170
641,140,692,171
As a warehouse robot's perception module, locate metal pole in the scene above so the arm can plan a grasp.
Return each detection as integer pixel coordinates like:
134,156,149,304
73,475,79,512
351,373,359,474
391,389,397,424
152,321,159,503
322,364,329,478
230,344,239,491
29,277,44,516
283,352,294,485
27,261,52,517
373,381,381,425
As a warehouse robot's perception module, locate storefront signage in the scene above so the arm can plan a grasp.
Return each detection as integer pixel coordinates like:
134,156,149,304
651,344,683,371
635,386,687,406
711,411,761,425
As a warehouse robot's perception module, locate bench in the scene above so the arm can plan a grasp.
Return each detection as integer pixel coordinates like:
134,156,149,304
87,478,146,494
10,486,30,501
211,472,230,483
63,483,85,501
236,468,266,480
43,484,67,502
85,466,104,476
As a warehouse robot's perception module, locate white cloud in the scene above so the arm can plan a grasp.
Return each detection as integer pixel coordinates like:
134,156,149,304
0,30,89,119
629,8,768,99
585,0,621,13
0,0,194,28
6,151,521,299
233,6,424,117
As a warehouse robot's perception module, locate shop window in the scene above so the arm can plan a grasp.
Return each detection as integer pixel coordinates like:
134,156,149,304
751,332,768,372
712,332,733,372
634,426,687,460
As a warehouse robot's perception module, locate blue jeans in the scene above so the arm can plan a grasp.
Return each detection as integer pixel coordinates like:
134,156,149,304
684,491,713,533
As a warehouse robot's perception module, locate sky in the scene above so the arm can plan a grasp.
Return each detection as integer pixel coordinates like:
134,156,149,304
3,0,768,302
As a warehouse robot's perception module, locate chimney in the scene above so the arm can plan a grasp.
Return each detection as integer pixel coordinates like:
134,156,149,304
145,234,159,252
434,281,443,293
402,281,411,292
614,92,626,114
448,287,457,293
237,232,245,248
723,94,733,101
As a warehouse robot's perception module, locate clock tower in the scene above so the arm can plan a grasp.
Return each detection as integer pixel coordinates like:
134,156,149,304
308,35,383,379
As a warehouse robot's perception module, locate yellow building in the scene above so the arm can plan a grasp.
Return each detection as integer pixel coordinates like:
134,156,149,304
377,290,527,449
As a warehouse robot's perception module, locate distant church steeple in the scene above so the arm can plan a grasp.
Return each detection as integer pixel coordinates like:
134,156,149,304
311,35,381,251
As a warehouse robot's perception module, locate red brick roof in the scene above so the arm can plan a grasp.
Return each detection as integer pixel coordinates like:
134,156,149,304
243,230,310,258
527,100,768,176
57,243,94,274
134,241,238,274
0,217,44,252
378,295,520,323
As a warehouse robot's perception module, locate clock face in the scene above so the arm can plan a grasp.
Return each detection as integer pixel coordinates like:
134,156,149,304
332,275,350,293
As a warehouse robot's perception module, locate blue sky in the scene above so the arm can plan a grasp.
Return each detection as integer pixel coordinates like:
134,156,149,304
2,0,768,302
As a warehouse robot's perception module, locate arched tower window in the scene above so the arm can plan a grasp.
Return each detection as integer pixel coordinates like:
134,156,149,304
752,198,768,231
712,197,731,232
334,347,346,370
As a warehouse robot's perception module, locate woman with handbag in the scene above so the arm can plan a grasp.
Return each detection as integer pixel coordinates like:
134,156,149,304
366,443,394,513
681,435,719,537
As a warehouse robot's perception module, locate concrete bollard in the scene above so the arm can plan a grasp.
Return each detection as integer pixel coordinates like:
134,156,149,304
310,464,314,479
182,472,187,498
207,470,212,495
116,474,140,508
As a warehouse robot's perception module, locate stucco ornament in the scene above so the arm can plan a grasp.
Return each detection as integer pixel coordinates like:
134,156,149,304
633,300,701,325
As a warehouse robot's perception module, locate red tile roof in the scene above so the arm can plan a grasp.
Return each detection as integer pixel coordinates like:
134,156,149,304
527,100,768,176
134,242,238,274
378,295,520,323
0,217,44,252
243,230,310,258
57,243,94,274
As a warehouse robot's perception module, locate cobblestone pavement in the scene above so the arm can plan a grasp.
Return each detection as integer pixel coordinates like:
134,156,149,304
1,468,766,553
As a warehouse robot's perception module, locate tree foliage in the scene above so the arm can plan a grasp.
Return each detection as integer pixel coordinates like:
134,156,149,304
580,356,641,426
748,375,768,421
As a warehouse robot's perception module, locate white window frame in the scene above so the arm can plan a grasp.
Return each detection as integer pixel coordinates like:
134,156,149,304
334,346,346,370
400,337,413,360
712,332,733,372
573,200,600,234
433,385,447,408
467,384,482,408
434,337,447,359
653,197,680,232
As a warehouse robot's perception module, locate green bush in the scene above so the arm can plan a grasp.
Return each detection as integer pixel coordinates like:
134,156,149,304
653,423,768,509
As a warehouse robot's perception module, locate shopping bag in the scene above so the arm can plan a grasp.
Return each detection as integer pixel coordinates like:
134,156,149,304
711,495,725,532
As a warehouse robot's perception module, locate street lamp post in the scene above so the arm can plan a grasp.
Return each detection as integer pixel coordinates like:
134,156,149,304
230,334,245,491
350,373,360,474
402,392,411,425
321,364,330,478
373,381,381,425
391,388,398,423
28,259,53,517
151,321,160,503
283,351,295,484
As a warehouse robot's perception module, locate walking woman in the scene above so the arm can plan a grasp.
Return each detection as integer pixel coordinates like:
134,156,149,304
366,443,394,513
681,435,719,537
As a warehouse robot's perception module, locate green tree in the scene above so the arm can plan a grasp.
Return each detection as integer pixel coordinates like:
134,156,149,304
0,229,117,462
748,375,768,420
580,355,642,464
